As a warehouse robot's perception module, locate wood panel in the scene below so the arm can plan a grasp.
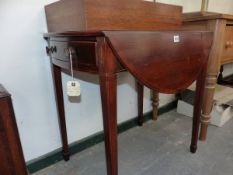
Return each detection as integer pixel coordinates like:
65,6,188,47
45,0,182,32
85,0,182,30
45,0,85,32
0,85,28,175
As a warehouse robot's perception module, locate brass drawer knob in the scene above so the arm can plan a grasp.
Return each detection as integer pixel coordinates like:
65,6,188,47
225,41,233,48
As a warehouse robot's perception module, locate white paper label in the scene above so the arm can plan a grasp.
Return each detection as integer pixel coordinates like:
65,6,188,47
67,81,81,97
174,35,180,43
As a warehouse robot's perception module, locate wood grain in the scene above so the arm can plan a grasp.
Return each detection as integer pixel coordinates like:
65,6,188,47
104,31,213,93
45,0,182,32
0,85,28,175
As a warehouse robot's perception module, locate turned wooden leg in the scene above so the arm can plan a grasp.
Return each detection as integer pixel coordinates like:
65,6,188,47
151,91,159,121
198,19,226,141
190,67,207,153
199,74,216,141
51,64,70,161
99,73,118,175
137,82,144,126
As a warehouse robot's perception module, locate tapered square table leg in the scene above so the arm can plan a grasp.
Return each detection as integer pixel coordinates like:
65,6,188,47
51,64,70,161
100,73,118,175
190,65,207,153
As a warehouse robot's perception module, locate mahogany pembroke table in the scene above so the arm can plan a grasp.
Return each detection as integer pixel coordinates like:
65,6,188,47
44,1,213,175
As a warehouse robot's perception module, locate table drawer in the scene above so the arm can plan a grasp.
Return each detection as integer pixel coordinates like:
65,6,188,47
222,26,233,64
49,41,97,67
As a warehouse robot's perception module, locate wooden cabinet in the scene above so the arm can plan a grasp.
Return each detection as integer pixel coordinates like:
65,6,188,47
182,12,233,140
0,85,28,175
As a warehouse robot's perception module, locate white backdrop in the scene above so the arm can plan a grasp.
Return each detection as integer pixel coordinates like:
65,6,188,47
0,0,232,162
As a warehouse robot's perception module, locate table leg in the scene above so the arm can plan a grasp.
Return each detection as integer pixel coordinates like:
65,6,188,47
99,73,118,175
152,91,159,121
137,82,144,126
199,74,216,141
137,85,159,126
51,64,70,161
97,37,118,175
190,66,207,153
199,19,226,141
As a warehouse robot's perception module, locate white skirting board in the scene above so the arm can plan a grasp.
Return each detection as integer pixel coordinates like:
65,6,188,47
177,84,233,127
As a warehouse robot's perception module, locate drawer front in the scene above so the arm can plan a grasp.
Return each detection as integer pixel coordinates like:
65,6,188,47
49,41,97,68
222,26,233,64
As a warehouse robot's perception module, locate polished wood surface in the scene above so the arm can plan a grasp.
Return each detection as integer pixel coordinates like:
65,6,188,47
0,85,28,175
104,31,212,93
183,11,233,140
45,31,212,175
45,0,182,32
